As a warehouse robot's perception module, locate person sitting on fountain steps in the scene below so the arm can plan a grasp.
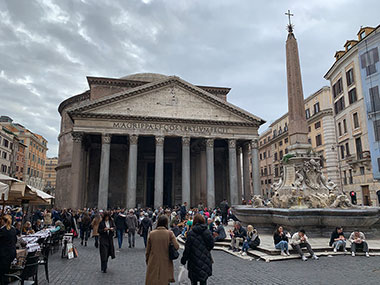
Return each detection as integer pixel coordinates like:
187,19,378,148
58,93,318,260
349,230,369,257
290,229,319,261
273,226,291,256
228,221,247,252
329,227,347,252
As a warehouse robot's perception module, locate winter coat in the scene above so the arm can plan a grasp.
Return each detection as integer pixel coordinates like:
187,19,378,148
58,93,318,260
126,214,138,233
139,217,152,235
0,226,17,275
220,201,229,214
115,214,128,231
214,225,226,240
329,230,345,246
91,217,101,237
181,223,214,282
233,226,247,239
145,227,179,285
98,220,116,263
273,232,289,245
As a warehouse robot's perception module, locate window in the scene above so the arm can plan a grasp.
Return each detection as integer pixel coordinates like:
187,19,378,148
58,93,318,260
374,120,380,141
343,119,347,133
279,140,283,146
338,122,342,136
355,137,363,159
346,68,355,86
340,145,345,159
260,153,262,160
315,134,322,146
343,170,347,185
264,167,268,176
285,148,288,154
361,47,379,76
315,121,321,129
308,126,311,132
261,168,264,176
274,152,278,161
2,152,6,159
333,78,343,98
274,166,279,177
305,108,311,119
284,138,288,143
268,165,271,175
27,168,30,175
353,112,360,129
314,102,320,114
273,130,277,137
345,142,350,156
348,88,357,104
284,123,288,132
278,127,282,135
263,151,267,159
360,167,365,175
3,139,9,148
268,150,270,157
369,86,380,112
308,138,312,144
334,97,345,114
360,31,366,40
268,179,272,184
349,169,353,184
279,150,283,160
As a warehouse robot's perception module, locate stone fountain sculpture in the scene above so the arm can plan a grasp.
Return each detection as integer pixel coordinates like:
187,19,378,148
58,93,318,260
232,14,379,235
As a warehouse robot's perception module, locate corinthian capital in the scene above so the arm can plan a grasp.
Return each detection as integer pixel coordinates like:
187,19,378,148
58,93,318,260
102,134,112,144
155,136,165,146
129,134,138,145
182,137,191,146
206,138,214,148
228,139,236,149
251,139,258,149
72,132,83,143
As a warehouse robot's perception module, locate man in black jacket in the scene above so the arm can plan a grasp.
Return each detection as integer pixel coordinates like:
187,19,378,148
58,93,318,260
220,199,229,225
229,221,247,252
115,211,128,250
180,202,187,221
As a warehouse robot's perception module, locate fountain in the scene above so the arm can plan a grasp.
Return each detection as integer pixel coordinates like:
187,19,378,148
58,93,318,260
233,15,380,236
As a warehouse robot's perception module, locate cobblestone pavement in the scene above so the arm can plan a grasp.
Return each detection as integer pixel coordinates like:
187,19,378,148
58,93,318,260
40,236,380,285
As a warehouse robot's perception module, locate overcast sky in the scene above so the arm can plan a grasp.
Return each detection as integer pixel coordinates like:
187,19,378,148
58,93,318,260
1,0,379,157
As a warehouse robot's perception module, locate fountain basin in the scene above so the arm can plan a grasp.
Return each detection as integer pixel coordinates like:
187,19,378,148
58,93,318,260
232,205,380,236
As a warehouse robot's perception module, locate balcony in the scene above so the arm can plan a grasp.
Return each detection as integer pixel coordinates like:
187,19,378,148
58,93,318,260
347,151,371,171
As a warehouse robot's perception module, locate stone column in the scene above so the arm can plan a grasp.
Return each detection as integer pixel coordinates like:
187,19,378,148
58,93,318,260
127,135,138,209
243,143,252,200
251,139,261,196
228,139,239,205
206,138,215,209
154,136,164,209
236,147,243,204
98,134,111,210
71,132,84,209
182,137,191,209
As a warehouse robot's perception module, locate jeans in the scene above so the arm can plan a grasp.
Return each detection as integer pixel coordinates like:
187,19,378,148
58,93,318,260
332,240,346,251
291,242,315,257
117,229,124,249
80,229,90,242
351,241,369,253
242,241,249,252
275,240,289,251
142,232,148,248
128,231,135,247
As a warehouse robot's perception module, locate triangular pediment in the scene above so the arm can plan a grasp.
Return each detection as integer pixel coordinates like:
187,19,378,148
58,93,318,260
68,77,264,125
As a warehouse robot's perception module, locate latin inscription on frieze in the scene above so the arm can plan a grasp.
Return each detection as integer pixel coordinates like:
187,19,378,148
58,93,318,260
113,122,228,135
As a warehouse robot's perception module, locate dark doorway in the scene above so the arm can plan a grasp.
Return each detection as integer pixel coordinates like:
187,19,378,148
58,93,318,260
361,185,371,206
146,163,155,208
163,163,173,207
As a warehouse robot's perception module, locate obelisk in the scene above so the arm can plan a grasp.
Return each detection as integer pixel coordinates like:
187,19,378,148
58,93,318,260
285,11,310,153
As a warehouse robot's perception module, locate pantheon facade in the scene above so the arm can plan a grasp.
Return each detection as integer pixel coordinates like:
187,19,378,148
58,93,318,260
56,73,265,209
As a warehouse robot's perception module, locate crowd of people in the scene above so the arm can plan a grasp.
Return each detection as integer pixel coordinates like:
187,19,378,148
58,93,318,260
0,201,373,285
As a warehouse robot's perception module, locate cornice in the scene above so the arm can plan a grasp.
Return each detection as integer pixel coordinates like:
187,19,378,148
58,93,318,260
58,90,90,114
70,112,260,128
68,76,265,126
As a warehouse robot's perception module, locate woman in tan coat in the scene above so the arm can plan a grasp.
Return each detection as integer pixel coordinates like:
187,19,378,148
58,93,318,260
145,215,179,285
91,213,101,248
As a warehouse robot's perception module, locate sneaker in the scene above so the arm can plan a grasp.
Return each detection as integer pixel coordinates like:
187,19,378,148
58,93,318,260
286,251,290,256
344,249,347,253
351,252,355,257
302,256,308,261
312,255,319,260
366,252,370,257
242,252,247,256
333,248,337,253
281,251,287,256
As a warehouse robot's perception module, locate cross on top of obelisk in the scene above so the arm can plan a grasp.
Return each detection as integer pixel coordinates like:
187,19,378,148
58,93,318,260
285,9,294,33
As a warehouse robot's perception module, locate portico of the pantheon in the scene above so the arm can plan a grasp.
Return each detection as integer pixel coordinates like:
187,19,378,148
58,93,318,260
56,73,265,210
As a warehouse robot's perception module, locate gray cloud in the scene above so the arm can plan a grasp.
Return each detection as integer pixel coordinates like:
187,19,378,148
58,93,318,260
0,0,379,157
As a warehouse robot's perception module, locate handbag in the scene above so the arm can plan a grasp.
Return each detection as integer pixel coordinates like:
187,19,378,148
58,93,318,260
169,241,179,260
